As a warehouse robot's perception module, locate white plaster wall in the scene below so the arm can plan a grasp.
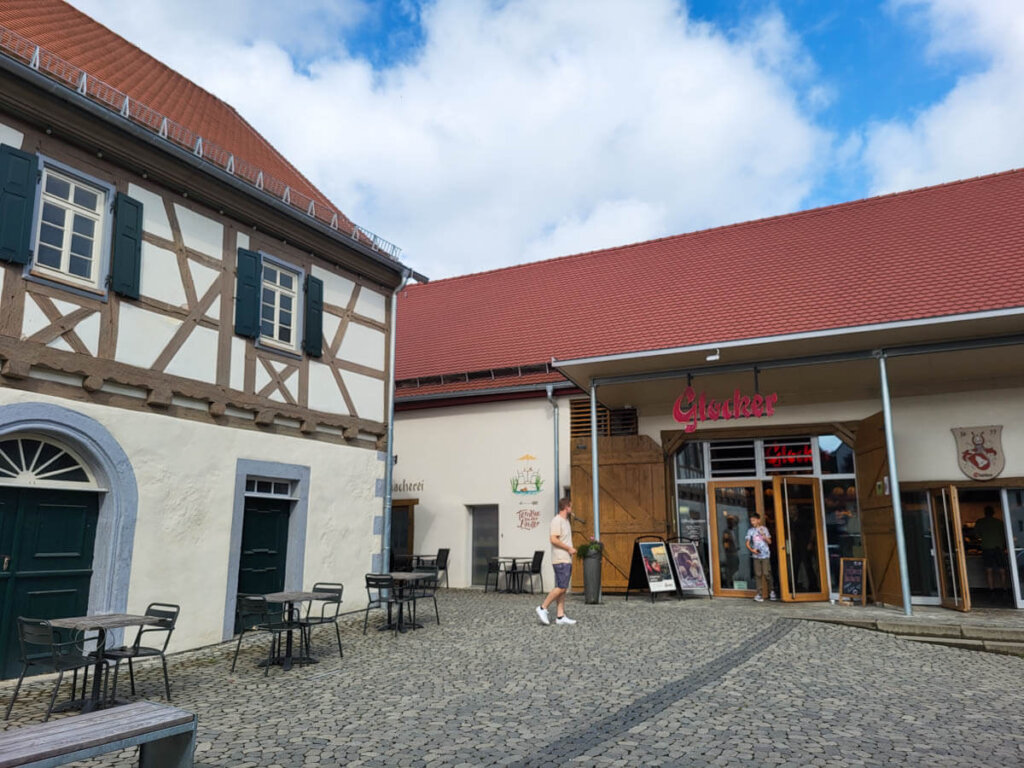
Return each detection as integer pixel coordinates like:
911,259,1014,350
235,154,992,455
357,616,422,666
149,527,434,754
311,265,353,308
341,370,385,422
127,183,172,241
0,388,383,653
396,385,1024,591
164,325,219,384
174,204,224,260
188,260,220,300
0,120,24,149
116,304,182,369
21,295,50,339
75,312,100,356
139,242,186,308
889,387,1024,481
308,361,349,415
229,338,246,392
355,288,386,323
639,387,1024,482
338,323,386,371
393,396,572,588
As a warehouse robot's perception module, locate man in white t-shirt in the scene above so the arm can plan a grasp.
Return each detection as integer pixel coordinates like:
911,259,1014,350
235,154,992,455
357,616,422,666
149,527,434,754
536,498,577,625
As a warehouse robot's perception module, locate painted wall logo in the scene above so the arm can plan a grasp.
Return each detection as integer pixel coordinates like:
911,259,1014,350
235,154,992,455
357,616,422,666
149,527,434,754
951,426,1004,480
511,454,544,494
672,386,778,433
517,502,541,530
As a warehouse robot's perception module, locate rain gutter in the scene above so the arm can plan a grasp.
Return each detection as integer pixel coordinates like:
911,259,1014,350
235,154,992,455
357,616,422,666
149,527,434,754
381,269,413,574
552,306,1024,371
0,52,428,284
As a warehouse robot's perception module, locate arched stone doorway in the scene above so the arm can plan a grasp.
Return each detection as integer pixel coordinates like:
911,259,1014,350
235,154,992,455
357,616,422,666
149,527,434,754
0,403,137,679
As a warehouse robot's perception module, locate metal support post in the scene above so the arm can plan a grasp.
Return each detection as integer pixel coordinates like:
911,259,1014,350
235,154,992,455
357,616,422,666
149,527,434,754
877,353,913,616
589,382,601,540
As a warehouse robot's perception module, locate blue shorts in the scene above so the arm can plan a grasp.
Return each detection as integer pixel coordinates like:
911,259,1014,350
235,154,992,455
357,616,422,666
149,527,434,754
553,562,572,589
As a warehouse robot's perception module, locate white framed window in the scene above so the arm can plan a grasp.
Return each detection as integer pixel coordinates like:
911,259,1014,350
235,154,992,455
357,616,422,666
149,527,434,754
259,259,301,352
244,476,296,499
32,166,109,291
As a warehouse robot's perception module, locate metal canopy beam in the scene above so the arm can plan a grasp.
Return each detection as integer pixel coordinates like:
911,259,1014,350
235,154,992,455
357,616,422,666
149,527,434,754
584,332,1024,389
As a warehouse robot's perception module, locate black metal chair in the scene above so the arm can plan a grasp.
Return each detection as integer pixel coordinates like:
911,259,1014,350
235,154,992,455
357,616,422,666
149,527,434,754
230,595,296,676
410,568,440,627
521,551,545,594
483,558,502,592
104,603,179,702
417,548,450,588
363,574,416,636
363,574,388,634
300,583,343,659
4,617,102,722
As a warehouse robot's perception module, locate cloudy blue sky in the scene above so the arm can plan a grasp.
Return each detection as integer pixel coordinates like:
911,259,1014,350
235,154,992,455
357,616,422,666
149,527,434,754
70,0,1024,279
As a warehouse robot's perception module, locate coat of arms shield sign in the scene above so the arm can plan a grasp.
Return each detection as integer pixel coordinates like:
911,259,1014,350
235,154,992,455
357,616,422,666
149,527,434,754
951,425,1004,480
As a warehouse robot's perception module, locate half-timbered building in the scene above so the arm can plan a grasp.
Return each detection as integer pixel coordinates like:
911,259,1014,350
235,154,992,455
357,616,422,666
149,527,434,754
0,0,418,674
394,168,1024,616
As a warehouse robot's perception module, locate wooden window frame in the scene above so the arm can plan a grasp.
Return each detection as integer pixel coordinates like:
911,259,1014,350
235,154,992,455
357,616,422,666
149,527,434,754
28,158,115,296
257,254,304,355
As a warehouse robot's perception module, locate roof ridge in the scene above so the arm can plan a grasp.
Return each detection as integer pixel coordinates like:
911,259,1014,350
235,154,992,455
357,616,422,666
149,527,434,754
407,166,1024,289
57,1,338,211
49,0,235,123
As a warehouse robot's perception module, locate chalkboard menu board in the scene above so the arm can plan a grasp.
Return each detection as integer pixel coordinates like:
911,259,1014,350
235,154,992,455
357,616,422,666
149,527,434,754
839,557,867,604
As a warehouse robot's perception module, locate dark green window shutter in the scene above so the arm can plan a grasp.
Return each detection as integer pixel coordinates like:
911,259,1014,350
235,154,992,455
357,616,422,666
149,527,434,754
0,144,38,265
303,274,324,357
234,248,261,339
111,192,143,298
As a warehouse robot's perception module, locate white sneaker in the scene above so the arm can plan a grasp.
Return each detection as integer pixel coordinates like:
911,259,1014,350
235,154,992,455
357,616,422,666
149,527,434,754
769,591,778,601
753,595,764,602
555,615,577,625
535,606,550,625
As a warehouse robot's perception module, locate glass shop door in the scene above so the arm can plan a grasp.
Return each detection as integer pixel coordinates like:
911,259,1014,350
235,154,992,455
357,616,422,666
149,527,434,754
772,476,829,602
931,486,971,612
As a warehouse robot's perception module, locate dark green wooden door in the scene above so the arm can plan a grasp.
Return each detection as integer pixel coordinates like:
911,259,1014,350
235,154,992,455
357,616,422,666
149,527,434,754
235,497,290,631
0,487,99,679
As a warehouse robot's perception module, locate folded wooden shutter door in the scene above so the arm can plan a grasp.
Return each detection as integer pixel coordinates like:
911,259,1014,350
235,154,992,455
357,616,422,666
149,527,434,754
303,274,324,357
0,144,37,265
110,192,143,298
234,248,261,338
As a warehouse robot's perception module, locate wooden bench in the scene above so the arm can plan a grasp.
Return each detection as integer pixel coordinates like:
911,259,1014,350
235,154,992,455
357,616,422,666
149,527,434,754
0,701,196,768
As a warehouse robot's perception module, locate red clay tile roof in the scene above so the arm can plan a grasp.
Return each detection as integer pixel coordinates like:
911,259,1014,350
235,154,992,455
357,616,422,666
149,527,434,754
0,0,355,232
397,168,1024,381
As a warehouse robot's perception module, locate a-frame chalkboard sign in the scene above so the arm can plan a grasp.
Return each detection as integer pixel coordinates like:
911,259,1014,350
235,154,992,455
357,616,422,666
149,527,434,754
625,536,677,602
839,557,873,605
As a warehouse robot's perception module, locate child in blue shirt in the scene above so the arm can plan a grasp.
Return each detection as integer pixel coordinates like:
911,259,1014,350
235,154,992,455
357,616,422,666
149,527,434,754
745,512,773,602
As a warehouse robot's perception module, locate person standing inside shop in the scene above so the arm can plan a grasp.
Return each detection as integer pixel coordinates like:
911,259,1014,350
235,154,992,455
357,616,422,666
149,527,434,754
974,506,1009,591
745,512,773,603
536,498,577,625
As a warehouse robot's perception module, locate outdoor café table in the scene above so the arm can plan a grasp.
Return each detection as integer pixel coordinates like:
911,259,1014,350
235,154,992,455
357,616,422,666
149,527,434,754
385,571,432,632
261,591,331,671
497,556,531,593
49,613,161,713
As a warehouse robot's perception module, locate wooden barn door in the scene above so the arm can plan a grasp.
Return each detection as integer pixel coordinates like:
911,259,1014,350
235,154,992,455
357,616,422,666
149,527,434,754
854,411,903,607
570,436,668,592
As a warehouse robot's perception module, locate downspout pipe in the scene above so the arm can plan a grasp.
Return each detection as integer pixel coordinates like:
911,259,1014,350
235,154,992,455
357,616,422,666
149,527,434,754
382,269,412,573
877,352,913,616
546,385,559,516
590,382,601,540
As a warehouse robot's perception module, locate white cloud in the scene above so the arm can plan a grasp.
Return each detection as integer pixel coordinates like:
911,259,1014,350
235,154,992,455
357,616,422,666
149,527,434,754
70,0,830,278
862,0,1024,193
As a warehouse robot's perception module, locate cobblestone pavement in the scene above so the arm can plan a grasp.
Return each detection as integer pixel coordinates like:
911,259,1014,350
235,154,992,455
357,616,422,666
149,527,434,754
3,591,1024,767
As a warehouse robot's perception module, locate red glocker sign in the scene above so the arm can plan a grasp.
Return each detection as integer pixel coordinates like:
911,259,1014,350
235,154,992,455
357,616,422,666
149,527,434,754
672,386,778,433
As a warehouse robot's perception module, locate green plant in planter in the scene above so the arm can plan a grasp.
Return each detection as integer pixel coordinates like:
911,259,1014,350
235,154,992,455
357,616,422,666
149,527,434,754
576,540,603,559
